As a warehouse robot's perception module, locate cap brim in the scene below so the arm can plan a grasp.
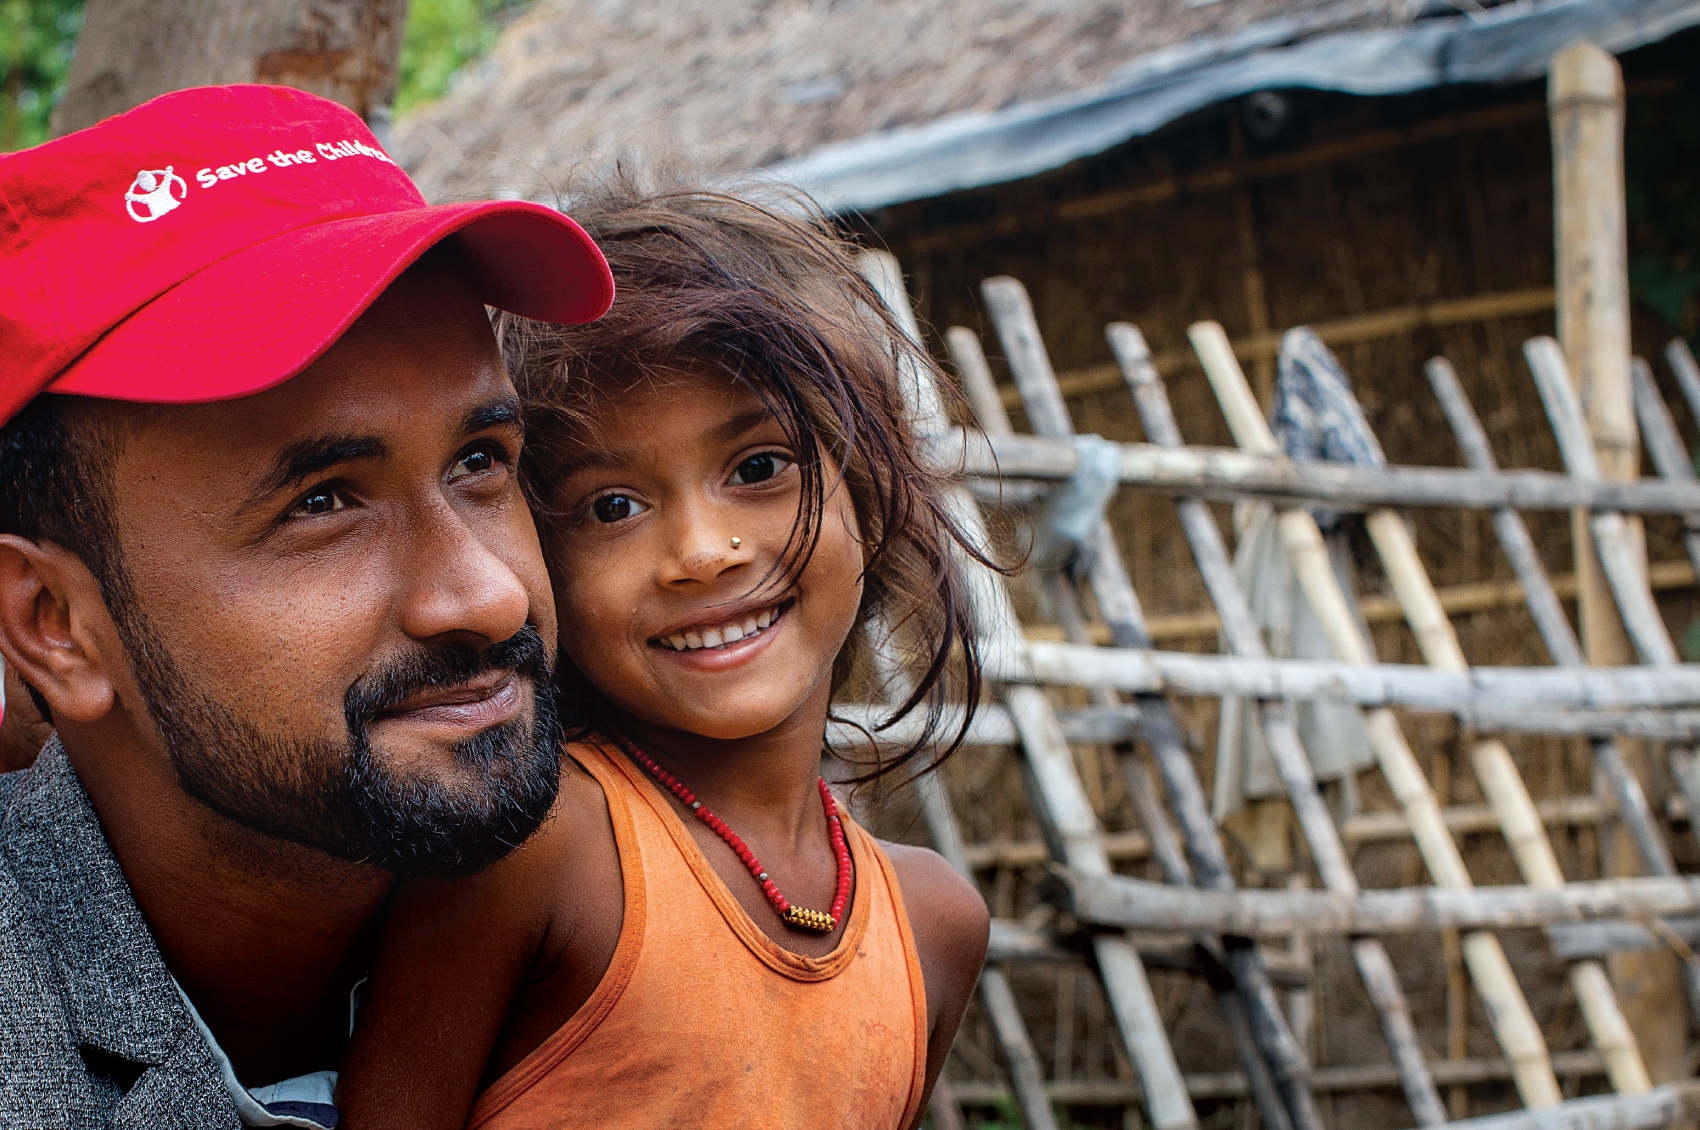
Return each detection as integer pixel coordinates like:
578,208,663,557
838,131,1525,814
49,199,613,404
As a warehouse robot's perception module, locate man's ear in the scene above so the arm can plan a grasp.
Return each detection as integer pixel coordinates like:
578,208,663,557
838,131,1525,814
0,535,118,725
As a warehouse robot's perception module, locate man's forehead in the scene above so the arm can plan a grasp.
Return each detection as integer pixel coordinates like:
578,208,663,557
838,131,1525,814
119,374,516,455
88,262,509,495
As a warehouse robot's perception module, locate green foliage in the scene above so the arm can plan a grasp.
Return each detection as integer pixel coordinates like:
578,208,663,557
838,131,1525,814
1626,71,1700,351
1,0,83,151
1681,616,1700,663
0,0,515,149
395,0,517,116
947,1097,1104,1129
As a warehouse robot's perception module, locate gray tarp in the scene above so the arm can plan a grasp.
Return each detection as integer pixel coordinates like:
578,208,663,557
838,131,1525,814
768,0,1700,214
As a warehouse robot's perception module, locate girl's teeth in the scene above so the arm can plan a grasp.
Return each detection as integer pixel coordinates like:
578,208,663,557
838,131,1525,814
660,603,785,651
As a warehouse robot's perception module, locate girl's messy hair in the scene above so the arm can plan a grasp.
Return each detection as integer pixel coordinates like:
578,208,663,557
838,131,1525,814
500,174,996,784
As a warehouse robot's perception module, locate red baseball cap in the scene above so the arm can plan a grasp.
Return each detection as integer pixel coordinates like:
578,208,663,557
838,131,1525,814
0,83,614,426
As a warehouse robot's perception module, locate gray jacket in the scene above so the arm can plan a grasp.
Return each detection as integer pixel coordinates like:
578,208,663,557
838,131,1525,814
0,739,240,1128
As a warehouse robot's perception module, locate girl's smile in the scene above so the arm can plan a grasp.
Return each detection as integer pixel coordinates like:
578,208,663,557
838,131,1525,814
652,596,792,653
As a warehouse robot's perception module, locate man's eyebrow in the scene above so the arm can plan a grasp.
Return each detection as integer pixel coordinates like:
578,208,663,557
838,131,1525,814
463,395,523,436
249,434,387,503
242,397,520,509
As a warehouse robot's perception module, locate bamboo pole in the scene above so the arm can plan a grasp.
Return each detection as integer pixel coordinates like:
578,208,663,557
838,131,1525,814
833,700,1700,757
861,251,1197,1130
948,793,1688,874
1426,356,1700,1027
1667,340,1700,429
916,773,1060,1130
871,582,1050,1129
1524,338,1700,1092
948,1050,1620,1110
1219,325,1649,1095
952,430,1700,515
1524,341,1677,657
986,921,1314,985
1299,369,1649,1089
1060,870,1700,938
1111,322,1447,1124
976,279,1319,1130
1187,319,1563,1108
1551,42,1688,1089
947,328,1209,872
862,322,1054,1130
1023,559,1700,648
871,366,1060,1130
1425,1083,1700,1130
1629,358,1700,582
1548,918,1700,962
1014,634,1700,712
951,322,1294,1130
928,1078,968,1130
1284,875,1316,1073
1523,339,1700,821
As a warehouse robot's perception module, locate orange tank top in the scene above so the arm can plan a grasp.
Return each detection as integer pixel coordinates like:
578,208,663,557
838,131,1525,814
467,740,929,1130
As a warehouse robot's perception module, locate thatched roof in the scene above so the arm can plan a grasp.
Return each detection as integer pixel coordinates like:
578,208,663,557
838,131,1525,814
393,0,1404,201
392,0,1700,209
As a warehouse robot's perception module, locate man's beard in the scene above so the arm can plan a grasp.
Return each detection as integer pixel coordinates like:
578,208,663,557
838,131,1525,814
108,584,561,879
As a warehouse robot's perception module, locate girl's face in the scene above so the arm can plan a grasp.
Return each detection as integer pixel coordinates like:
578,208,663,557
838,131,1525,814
544,367,865,744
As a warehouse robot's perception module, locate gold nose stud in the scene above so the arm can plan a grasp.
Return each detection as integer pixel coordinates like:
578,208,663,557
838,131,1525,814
730,537,742,549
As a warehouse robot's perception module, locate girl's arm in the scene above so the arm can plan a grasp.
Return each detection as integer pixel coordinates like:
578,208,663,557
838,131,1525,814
336,821,567,1130
883,842,991,1130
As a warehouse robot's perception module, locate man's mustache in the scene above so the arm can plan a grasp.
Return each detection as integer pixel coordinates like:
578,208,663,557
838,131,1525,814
344,624,552,732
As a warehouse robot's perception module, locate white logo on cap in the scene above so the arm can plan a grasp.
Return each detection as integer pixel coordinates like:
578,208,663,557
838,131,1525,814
124,166,187,223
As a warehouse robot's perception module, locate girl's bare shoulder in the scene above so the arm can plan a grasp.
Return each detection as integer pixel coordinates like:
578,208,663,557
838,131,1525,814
878,840,989,971
516,741,625,940
876,836,988,1112
400,740,622,953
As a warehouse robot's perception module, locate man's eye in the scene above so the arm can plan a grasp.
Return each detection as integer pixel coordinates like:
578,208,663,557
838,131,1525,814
288,486,348,519
448,443,507,482
591,494,648,524
730,452,791,485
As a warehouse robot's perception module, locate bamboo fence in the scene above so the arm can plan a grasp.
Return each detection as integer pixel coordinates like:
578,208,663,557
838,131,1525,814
836,43,1700,1128
854,260,1700,1126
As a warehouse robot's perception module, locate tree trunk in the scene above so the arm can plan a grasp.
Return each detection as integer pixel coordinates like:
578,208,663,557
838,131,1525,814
52,0,409,137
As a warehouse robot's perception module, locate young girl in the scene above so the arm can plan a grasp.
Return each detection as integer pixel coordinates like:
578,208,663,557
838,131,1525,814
337,183,993,1129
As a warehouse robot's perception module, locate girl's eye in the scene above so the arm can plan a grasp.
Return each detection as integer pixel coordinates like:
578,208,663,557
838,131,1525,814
591,493,648,524
730,452,791,486
448,442,509,483
287,485,349,519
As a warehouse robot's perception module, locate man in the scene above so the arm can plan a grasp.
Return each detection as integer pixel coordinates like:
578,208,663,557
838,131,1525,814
0,84,613,1127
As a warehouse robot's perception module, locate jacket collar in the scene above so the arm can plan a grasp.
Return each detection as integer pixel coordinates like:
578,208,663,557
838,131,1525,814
0,739,217,1075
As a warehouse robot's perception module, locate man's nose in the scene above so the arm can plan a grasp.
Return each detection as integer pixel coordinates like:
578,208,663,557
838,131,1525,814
397,498,534,647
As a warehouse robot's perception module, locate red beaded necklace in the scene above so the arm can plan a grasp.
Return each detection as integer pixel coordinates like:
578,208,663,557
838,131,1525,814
615,736,852,933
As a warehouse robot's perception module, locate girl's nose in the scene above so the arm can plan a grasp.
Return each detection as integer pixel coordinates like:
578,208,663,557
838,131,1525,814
661,517,753,585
